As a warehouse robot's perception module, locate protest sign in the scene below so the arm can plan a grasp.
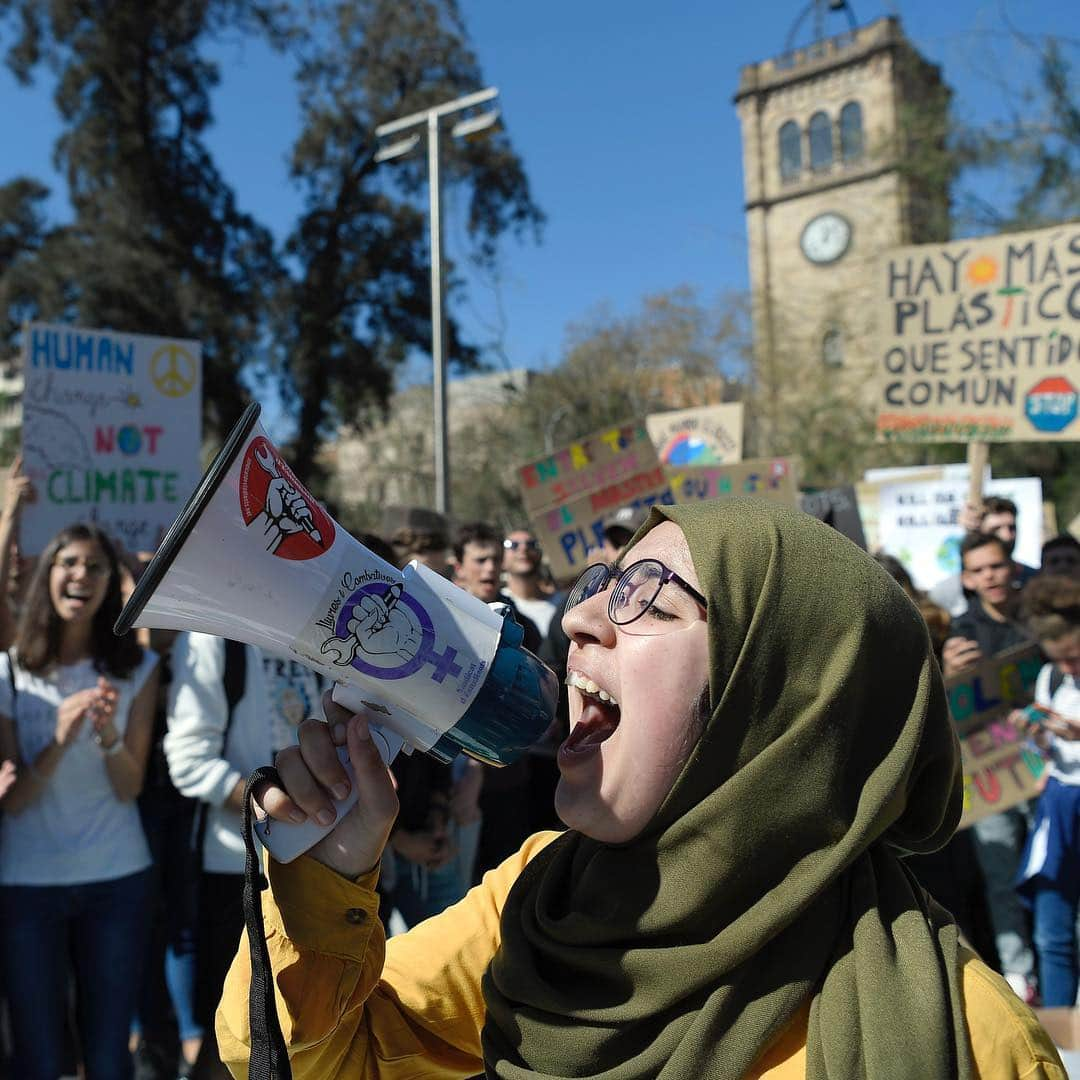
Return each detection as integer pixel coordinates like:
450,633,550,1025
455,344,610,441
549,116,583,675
517,421,673,581
875,222,1080,443
517,422,658,515
863,464,974,485
857,465,975,553
960,728,1046,829
21,322,202,555
945,644,1046,828
799,486,867,548
646,404,743,467
666,457,799,506
877,475,1042,591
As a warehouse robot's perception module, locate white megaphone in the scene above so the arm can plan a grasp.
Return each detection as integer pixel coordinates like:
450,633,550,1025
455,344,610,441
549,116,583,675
116,403,558,863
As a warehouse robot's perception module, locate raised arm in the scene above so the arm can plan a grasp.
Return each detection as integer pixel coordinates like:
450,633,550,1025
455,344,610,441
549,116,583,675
0,455,33,650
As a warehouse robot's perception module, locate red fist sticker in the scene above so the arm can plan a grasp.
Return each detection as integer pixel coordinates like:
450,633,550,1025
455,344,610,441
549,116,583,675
238,437,335,560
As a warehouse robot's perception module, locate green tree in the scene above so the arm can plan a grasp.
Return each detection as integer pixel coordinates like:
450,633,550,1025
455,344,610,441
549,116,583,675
0,0,282,435
954,39,1080,234
503,286,748,460
328,286,749,526
275,0,543,485
0,178,65,351
455,287,747,523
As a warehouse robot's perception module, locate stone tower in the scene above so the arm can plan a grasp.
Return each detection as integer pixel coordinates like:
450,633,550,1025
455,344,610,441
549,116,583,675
734,6,950,457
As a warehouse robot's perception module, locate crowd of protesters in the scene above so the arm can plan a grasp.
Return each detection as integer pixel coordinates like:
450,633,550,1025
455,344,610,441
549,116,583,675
1,459,1080,1077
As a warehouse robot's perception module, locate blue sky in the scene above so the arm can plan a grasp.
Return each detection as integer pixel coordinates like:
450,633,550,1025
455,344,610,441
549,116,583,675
0,1,1068,408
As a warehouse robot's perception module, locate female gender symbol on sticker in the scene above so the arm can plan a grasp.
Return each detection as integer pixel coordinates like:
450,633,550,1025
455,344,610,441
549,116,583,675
320,583,463,685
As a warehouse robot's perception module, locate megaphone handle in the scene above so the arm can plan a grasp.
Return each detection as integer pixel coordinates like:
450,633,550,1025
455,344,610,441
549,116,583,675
252,725,400,865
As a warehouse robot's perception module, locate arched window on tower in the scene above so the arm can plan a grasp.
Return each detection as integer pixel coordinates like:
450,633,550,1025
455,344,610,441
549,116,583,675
809,112,833,171
779,120,802,182
840,102,864,163
822,326,844,369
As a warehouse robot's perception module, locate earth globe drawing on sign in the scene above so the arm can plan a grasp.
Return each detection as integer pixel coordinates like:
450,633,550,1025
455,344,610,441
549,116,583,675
661,434,720,466
937,535,962,575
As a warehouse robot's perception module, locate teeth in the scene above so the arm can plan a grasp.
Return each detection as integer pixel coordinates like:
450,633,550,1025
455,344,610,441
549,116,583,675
565,671,619,707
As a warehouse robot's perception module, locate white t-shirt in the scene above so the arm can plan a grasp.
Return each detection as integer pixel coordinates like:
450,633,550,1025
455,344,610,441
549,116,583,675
0,650,158,886
509,594,559,640
1036,662,1080,785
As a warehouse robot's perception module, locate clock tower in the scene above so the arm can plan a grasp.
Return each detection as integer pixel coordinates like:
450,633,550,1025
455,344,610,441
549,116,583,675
734,6,949,457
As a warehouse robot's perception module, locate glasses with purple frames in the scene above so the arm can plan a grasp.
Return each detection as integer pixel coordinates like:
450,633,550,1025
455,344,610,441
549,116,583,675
564,559,707,627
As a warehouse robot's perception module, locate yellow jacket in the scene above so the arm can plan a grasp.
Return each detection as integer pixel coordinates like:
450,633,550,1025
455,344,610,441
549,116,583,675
218,832,1066,1079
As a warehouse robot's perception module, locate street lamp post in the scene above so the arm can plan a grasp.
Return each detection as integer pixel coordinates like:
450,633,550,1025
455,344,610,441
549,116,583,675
375,87,500,516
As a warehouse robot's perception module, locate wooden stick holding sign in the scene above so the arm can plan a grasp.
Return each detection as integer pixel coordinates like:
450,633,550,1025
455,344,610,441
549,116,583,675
966,441,988,523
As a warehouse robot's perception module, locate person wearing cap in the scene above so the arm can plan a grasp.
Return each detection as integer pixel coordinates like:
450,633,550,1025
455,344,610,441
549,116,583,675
600,505,650,564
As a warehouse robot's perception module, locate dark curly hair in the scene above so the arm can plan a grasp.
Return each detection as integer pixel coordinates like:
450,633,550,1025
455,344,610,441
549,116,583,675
1019,574,1080,644
14,522,143,678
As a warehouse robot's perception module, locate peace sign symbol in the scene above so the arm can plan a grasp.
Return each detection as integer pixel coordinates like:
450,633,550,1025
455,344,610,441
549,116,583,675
150,344,197,398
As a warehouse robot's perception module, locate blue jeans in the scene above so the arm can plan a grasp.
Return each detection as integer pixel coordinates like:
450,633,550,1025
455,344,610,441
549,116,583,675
0,868,152,1080
1033,886,1079,1006
973,807,1035,981
389,850,467,929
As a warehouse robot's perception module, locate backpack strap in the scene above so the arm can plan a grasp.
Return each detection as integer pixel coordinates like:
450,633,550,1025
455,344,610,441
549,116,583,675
222,638,248,742
5,650,15,709
1049,665,1066,700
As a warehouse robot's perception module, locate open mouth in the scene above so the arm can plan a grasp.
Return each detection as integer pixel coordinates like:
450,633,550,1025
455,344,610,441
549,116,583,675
562,671,621,755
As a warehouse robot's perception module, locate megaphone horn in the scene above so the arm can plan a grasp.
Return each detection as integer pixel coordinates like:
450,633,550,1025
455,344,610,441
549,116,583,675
117,403,558,863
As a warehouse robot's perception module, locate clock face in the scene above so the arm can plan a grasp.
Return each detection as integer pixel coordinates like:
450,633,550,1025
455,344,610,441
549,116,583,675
800,213,852,265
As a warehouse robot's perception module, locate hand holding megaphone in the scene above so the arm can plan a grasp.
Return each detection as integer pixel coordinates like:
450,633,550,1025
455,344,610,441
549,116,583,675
116,403,558,867
253,696,399,880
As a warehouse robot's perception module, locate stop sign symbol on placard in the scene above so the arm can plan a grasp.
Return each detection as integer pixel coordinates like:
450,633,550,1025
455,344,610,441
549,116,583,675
1025,376,1078,434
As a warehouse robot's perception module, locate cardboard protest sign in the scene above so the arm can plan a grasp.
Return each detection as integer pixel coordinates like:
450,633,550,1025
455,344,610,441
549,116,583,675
877,475,1043,592
646,404,743,467
666,457,799,506
960,731,1046,829
517,421,673,581
945,644,1046,828
799,486,867,548
22,323,202,555
876,222,1080,443
517,422,658,516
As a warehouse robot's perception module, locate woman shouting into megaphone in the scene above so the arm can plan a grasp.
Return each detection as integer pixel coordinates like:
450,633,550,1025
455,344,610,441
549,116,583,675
219,500,1064,1080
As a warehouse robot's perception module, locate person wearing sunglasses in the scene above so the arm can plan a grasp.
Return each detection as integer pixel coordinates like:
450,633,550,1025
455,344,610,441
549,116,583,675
220,499,1062,1079
502,529,560,642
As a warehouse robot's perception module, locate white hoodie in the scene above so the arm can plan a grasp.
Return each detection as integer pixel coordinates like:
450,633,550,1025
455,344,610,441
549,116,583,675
164,632,323,874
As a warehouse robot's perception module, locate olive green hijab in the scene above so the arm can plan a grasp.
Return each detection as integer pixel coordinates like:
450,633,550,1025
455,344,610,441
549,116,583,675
482,499,970,1079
